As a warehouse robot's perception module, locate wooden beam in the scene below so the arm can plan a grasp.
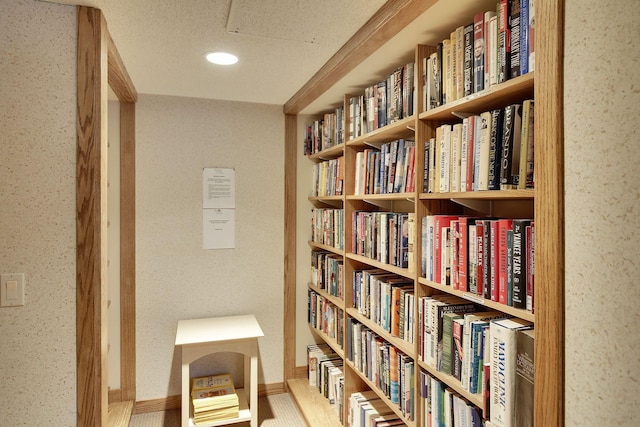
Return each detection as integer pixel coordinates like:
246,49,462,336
283,114,297,382
283,0,434,115
107,32,137,103
119,101,136,402
77,6,109,427
534,0,565,426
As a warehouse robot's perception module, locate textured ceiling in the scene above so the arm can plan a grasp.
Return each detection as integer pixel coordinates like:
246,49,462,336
45,0,386,106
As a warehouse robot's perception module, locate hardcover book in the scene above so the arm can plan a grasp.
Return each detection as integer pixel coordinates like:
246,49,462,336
489,317,533,427
488,108,504,190
509,0,522,78
473,12,485,93
515,328,535,427
500,103,523,189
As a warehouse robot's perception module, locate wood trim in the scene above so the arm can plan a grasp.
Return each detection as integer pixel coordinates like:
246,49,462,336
283,0,434,115
283,114,298,382
534,0,565,426
133,395,182,414
77,6,109,427
107,32,137,103
294,365,308,380
119,101,136,402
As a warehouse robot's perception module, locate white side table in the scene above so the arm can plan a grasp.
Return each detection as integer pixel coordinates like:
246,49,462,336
175,315,264,427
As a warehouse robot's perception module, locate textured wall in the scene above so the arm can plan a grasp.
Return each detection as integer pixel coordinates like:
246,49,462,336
0,0,77,425
135,94,284,399
564,0,640,425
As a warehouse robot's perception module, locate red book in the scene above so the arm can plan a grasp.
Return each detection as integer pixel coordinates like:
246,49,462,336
498,218,513,305
489,220,499,302
526,222,535,312
475,220,485,297
457,217,480,292
434,215,458,284
451,219,460,290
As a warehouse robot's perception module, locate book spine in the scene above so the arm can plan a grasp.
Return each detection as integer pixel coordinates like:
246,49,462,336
473,13,485,93
498,219,513,305
463,23,474,97
488,108,504,190
498,0,511,84
509,0,521,78
515,329,535,427
476,112,492,191
519,0,529,75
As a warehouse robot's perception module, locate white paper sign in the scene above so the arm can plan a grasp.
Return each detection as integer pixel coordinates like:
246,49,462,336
203,167,235,209
203,208,235,249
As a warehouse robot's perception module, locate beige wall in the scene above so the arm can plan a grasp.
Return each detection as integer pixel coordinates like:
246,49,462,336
564,0,640,425
0,0,77,425
134,94,285,400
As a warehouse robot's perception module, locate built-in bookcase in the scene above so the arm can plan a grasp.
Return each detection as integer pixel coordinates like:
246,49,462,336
284,1,563,426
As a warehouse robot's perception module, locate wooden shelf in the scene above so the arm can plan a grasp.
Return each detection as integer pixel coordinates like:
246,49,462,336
287,378,344,427
418,73,534,122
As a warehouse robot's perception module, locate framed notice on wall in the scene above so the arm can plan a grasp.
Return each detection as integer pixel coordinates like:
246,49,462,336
202,167,235,249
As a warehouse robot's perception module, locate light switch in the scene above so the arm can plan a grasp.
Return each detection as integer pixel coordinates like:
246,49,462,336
1,273,25,307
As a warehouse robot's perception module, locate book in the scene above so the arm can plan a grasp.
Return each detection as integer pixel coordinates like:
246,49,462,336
488,108,504,190
461,311,509,391
497,218,513,305
509,0,522,78
484,11,497,89
463,23,474,97
488,13,499,87
473,12,485,93
489,317,533,427
515,328,535,427
452,318,465,380
450,123,463,193
191,373,239,423
476,111,492,191
518,99,535,189
519,0,530,74
498,0,511,83
511,219,532,309
441,311,462,375
528,0,535,71
500,103,523,189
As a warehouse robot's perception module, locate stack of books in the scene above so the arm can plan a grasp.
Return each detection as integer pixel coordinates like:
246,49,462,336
191,373,239,425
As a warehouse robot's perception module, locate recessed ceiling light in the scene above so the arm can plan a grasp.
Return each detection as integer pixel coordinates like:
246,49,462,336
205,52,238,65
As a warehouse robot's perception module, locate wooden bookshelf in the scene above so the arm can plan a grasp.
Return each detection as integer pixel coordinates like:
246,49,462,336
284,1,563,426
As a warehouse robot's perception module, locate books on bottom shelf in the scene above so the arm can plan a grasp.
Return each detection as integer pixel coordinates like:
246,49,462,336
349,390,406,427
489,318,533,427
190,373,239,425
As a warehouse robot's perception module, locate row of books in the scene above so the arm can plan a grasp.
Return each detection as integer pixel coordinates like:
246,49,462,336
311,249,344,299
420,371,483,427
423,0,535,110
346,318,415,421
311,208,344,250
308,290,344,347
304,107,345,156
312,156,344,197
190,373,239,425
423,100,534,194
354,139,416,195
352,269,415,344
352,211,415,270
422,215,535,312
349,390,407,427
418,299,535,427
307,344,345,420
350,62,416,140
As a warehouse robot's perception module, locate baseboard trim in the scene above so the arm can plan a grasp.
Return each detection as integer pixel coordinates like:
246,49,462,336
133,382,287,414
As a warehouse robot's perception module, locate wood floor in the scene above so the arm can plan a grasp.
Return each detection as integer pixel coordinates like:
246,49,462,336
108,400,134,427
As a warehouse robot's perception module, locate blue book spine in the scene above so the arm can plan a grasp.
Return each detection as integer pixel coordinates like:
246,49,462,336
520,0,529,74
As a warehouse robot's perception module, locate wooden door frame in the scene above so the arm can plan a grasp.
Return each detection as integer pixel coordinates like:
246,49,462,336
77,6,137,426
